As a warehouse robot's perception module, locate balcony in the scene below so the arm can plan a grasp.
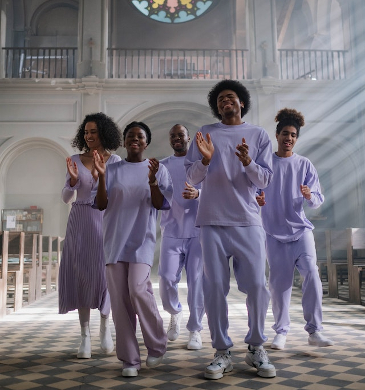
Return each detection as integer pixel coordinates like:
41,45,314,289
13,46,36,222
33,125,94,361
1,47,348,81
2,47,77,79
107,48,248,80
278,49,348,80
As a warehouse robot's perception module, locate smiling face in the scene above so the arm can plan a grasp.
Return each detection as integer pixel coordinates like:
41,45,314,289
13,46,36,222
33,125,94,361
84,121,102,151
217,89,244,123
124,126,148,161
169,125,190,157
276,125,298,157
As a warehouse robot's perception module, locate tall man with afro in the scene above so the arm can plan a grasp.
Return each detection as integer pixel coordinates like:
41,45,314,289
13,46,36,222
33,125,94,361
185,80,276,379
256,108,334,350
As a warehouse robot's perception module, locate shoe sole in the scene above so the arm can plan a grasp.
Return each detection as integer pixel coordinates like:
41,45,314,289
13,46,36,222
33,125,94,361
308,340,334,347
271,343,285,350
122,369,138,377
77,353,91,359
245,357,276,378
187,344,202,350
204,364,233,380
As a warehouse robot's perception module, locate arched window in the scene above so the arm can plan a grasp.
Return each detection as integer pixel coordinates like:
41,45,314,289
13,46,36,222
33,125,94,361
130,0,218,23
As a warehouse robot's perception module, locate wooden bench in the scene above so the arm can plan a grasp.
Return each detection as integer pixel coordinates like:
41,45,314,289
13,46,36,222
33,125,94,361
313,229,328,283
6,232,25,311
326,229,348,298
347,228,365,304
0,231,9,318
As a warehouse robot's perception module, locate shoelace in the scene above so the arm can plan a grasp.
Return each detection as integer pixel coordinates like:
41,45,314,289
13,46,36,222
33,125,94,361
211,353,229,366
190,331,199,341
252,348,270,364
168,315,178,330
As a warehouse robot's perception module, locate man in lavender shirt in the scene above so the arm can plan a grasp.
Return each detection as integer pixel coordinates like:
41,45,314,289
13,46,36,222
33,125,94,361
257,108,334,351
159,124,204,350
185,80,276,380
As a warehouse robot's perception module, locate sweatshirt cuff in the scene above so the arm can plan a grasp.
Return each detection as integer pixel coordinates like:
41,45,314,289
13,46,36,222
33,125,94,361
65,178,81,191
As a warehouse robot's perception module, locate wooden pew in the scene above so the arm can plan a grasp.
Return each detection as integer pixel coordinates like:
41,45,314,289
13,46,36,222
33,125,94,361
7,232,25,311
347,228,365,304
326,229,348,298
313,229,328,283
24,234,38,304
0,231,9,318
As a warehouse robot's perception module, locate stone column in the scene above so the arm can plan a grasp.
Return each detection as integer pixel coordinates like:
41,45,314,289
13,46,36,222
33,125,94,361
77,0,108,78
247,0,279,79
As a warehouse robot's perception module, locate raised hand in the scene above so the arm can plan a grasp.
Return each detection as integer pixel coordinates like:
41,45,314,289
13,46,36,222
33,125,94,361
93,150,106,177
66,157,78,187
196,132,214,165
256,191,266,206
300,184,311,200
235,137,252,166
182,182,199,199
148,158,159,183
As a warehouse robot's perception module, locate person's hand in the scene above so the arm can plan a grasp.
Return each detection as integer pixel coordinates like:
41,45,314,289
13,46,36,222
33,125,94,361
256,191,266,206
235,137,252,166
182,182,199,199
196,132,214,165
300,184,311,200
93,150,106,177
66,157,78,187
148,158,159,183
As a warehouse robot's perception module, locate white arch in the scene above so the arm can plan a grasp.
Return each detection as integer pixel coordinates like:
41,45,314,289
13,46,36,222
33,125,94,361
0,137,69,195
113,100,212,130
30,0,78,35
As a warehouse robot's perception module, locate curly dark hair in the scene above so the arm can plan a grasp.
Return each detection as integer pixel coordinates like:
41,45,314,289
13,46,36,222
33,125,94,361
123,121,152,145
208,79,251,120
275,108,305,137
72,112,122,152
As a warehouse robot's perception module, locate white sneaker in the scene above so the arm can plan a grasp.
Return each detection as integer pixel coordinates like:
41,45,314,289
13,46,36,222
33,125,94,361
122,367,138,377
308,332,334,347
245,345,276,378
187,331,202,350
271,334,286,350
146,355,164,368
167,311,183,341
205,351,233,380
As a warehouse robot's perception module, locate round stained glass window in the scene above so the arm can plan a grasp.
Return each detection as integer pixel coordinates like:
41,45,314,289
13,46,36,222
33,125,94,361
131,0,217,24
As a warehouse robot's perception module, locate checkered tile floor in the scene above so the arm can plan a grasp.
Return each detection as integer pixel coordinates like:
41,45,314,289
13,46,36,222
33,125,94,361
1,273,365,390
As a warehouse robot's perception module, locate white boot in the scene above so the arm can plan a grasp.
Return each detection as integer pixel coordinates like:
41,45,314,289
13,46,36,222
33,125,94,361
77,325,91,359
100,316,114,354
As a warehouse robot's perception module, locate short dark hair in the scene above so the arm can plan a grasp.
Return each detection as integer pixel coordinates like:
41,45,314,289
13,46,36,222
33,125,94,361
275,108,305,138
72,112,122,152
123,121,152,145
170,124,189,135
208,79,251,119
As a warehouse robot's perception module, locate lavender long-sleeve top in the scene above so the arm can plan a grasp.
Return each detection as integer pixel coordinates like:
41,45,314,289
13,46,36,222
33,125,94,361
261,153,324,243
160,155,200,239
62,154,121,205
185,122,273,227
94,159,173,266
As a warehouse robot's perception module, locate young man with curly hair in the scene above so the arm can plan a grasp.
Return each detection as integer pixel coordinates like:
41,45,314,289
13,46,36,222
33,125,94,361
256,108,334,351
185,80,276,379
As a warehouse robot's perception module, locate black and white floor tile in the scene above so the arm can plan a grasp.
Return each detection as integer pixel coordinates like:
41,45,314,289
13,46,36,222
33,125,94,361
1,275,365,390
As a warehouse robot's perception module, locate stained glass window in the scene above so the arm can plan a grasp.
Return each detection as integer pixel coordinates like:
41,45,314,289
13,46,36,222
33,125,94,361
130,0,217,24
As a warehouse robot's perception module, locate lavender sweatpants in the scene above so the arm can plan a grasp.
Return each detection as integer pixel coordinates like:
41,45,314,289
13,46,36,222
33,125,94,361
266,231,324,335
158,236,204,332
200,225,270,350
106,262,167,369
